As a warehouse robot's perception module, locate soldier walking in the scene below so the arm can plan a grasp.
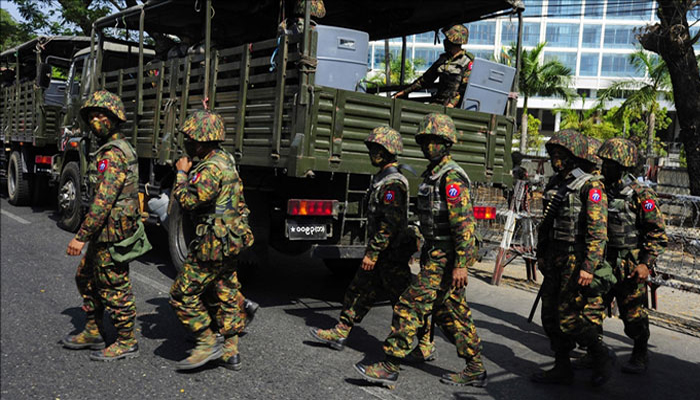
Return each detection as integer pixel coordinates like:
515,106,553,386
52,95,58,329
169,110,258,371
63,90,146,361
393,25,473,108
355,113,486,388
531,130,616,387
592,138,666,373
309,126,435,361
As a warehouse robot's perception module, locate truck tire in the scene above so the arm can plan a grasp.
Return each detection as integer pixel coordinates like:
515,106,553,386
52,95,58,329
7,151,32,206
168,195,195,272
57,162,82,232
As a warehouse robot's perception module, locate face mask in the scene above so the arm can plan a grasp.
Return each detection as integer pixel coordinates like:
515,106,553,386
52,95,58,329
550,148,574,175
368,146,388,167
421,140,448,162
184,140,199,158
89,116,113,139
602,161,623,185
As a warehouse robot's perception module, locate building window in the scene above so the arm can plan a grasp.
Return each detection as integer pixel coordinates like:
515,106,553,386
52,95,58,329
584,0,604,18
604,25,637,49
413,48,442,71
468,49,496,61
546,23,580,48
372,47,401,69
548,0,581,18
414,32,436,44
606,0,652,20
601,54,644,77
582,25,602,48
544,51,577,73
502,22,541,47
523,0,543,17
579,53,600,76
466,21,496,45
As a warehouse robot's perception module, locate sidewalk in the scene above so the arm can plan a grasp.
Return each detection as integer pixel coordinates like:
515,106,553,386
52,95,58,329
471,255,700,338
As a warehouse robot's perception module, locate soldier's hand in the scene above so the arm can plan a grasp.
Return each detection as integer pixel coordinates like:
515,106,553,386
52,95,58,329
361,255,376,271
578,270,593,287
452,267,468,288
629,264,650,283
66,238,86,256
175,157,192,173
392,91,405,99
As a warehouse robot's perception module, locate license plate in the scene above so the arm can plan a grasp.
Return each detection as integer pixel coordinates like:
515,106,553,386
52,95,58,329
287,220,329,240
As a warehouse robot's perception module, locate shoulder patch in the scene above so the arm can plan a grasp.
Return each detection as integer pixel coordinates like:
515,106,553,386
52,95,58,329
642,199,656,212
446,183,461,203
97,159,109,173
190,172,201,184
589,188,602,203
384,190,395,204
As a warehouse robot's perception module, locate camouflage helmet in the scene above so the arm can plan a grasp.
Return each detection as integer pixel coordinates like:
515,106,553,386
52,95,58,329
79,90,126,124
180,110,226,142
442,24,469,45
545,129,588,160
585,136,602,165
415,113,458,144
598,138,638,168
364,126,403,155
294,0,326,18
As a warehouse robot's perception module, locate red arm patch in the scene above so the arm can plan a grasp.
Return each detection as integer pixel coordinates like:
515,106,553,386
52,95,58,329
190,172,201,184
642,199,656,212
97,159,109,173
446,183,461,204
589,188,602,203
383,190,395,204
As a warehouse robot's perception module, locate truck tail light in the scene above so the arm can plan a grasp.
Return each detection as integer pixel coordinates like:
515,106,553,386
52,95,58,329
473,206,496,220
35,155,52,165
287,199,336,216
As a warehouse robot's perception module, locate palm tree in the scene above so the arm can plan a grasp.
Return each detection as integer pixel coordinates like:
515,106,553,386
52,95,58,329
515,42,574,153
598,49,672,163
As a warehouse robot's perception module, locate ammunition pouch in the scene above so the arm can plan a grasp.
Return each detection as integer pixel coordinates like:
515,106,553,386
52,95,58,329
109,220,152,263
193,216,254,262
583,260,617,297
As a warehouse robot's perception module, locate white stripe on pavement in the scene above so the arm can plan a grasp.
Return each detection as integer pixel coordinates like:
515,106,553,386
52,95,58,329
358,386,408,400
1,209,30,224
131,271,171,294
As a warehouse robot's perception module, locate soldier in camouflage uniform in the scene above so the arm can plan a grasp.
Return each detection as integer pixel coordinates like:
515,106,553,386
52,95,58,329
581,136,602,175
282,0,326,35
355,113,486,388
532,129,616,387
393,25,473,108
63,90,141,361
596,138,667,373
169,110,258,371
309,126,434,361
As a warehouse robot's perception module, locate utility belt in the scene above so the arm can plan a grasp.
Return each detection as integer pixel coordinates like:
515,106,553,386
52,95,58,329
192,214,254,262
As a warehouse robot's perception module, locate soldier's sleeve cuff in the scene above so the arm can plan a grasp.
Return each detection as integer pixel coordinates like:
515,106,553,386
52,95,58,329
364,250,380,262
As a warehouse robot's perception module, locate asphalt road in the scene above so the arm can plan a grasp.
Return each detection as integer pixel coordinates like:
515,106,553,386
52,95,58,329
2,197,699,400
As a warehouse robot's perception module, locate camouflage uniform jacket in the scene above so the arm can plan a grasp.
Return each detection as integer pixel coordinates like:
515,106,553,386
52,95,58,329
364,162,410,262
417,156,477,269
173,149,253,261
404,50,473,107
75,134,140,243
537,168,608,274
606,173,667,267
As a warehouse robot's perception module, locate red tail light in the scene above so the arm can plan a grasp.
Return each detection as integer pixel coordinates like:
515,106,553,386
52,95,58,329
287,199,336,216
35,155,52,165
473,206,496,220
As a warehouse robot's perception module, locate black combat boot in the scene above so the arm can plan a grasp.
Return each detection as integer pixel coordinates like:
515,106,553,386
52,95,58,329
243,298,259,328
530,352,574,385
621,341,648,374
590,341,616,387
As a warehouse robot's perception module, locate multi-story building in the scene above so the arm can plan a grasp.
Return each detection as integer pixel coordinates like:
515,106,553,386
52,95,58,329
368,0,699,144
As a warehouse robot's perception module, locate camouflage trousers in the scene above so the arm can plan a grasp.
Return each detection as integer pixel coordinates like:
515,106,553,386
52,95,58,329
169,254,246,336
383,243,482,361
75,242,136,340
540,252,606,354
605,251,649,343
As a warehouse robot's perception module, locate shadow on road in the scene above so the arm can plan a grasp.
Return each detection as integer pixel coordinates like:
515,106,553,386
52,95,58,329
137,297,188,361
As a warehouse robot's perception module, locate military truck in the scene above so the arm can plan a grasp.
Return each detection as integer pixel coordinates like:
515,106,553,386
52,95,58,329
52,0,525,271
0,36,91,205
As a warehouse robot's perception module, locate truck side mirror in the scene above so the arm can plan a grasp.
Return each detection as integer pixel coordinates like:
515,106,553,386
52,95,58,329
37,63,52,89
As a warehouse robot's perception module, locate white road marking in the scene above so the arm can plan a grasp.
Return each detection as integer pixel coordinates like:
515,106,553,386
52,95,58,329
131,271,171,294
358,386,407,400
1,209,30,224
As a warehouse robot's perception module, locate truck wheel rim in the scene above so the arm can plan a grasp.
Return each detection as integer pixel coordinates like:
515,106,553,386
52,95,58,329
59,179,76,212
8,162,16,196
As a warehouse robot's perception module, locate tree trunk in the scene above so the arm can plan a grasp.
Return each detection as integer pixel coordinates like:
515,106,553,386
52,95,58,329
520,99,528,153
646,108,656,167
639,0,700,195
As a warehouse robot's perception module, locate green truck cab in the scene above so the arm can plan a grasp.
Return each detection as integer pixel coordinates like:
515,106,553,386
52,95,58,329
39,0,524,271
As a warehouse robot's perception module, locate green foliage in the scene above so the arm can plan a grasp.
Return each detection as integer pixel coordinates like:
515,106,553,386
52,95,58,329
366,57,425,88
513,42,575,110
0,9,33,52
514,114,543,151
10,0,118,36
